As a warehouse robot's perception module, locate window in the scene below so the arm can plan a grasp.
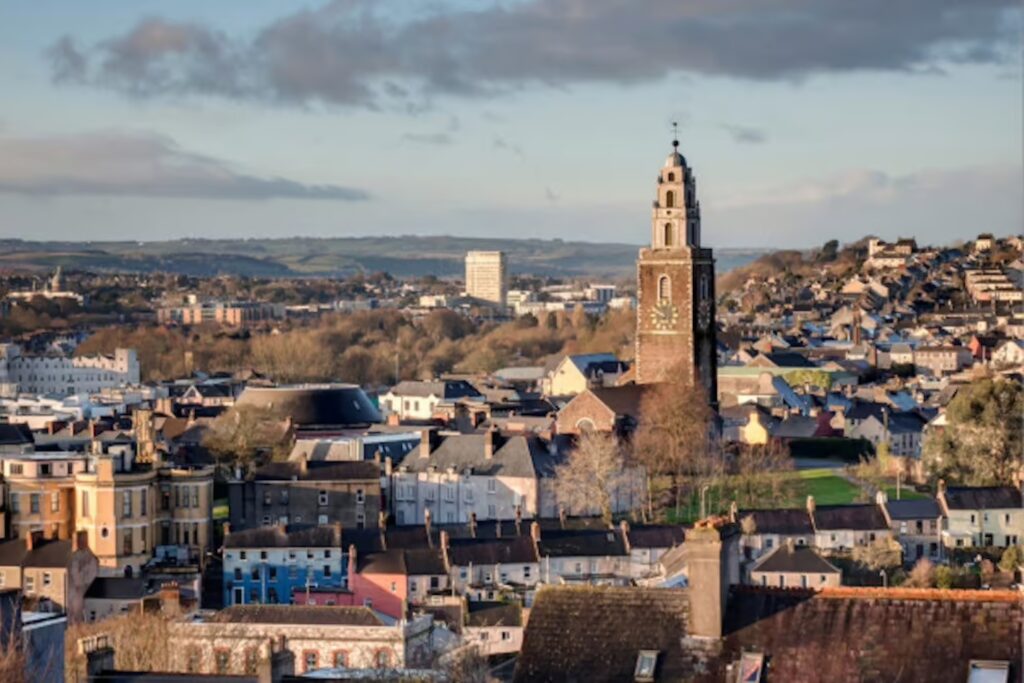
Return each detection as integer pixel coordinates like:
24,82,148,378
140,489,147,515
10,494,18,514
324,549,331,558
318,490,328,506
333,651,348,668
324,564,332,577
186,648,201,673
667,172,675,182
430,576,440,589
42,572,52,587
122,491,132,518
523,566,531,579
663,223,673,247
317,514,328,525
800,575,808,588
487,479,497,494
123,532,133,556
356,489,365,504
657,275,670,302
268,588,278,603
50,492,59,513
140,526,147,552
240,551,247,560
24,576,35,593
80,490,89,515
501,631,511,641
234,568,242,580
390,581,397,593
488,505,497,518
243,649,259,675
375,650,391,669
30,494,40,514
635,651,659,682
214,649,231,674
263,491,272,506
665,190,675,207
304,651,319,673
262,515,272,525
765,538,774,549
8,464,22,476
192,486,200,508
269,567,277,580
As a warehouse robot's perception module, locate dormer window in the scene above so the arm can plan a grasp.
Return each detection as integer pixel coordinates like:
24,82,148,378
634,650,659,682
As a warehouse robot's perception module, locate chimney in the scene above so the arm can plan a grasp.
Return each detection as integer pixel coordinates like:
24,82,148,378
88,419,101,439
257,637,295,683
159,582,181,618
468,512,477,539
419,429,434,459
384,456,393,477
514,505,522,536
619,520,631,553
222,522,231,539
684,521,740,640
348,544,358,581
484,425,499,459
440,530,450,554
387,412,401,427
77,635,115,678
333,522,343,545
558,505,566,529
73,530,89,553
937,479,947,500
298,455,308,476
806,495,816,516
26,529,43,551
424,508,432,545
530,521,541,543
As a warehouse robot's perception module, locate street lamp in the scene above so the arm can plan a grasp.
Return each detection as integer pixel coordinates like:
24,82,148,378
880,570,888,589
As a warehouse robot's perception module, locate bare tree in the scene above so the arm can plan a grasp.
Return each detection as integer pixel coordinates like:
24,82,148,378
203,404,293,473
633,366,719,517
553,431,627,524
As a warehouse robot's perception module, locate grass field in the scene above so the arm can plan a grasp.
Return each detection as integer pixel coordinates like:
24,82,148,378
880,484,929,501
785,469,863,506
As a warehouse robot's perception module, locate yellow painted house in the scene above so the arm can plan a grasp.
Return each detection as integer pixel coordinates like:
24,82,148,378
541,354,627,398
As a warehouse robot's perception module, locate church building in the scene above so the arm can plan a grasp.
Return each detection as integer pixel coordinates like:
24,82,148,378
634,136,717,402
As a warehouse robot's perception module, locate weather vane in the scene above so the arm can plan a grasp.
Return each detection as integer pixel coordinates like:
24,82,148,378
671,121,679,148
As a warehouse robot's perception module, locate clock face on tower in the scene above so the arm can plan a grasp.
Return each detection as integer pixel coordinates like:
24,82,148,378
649,301,679,330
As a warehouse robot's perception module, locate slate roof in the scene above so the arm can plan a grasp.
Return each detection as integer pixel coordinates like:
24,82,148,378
536,529,628,558
225,524,342,549
737,509,813,536
467,601,523,628
0,537,75,569
514,587,690,683
811,504,889,531
253,460,379,482
389,380,483,400
206,605,384,626
403,432,557,478
750,544,839,575
0,423,33,446
447,536,539,566
357,548,447,576
944,486,1023,510
771,415,819,439
884,499,941,520
85,577,149,601
515,585,1024,683
625,525,685,549
586,384,651,418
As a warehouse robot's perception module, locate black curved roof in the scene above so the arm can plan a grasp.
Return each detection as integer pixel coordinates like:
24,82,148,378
236,384,381,427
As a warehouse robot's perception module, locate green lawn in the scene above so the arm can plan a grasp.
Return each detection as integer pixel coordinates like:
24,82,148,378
784,468,863,506
213,499,230,520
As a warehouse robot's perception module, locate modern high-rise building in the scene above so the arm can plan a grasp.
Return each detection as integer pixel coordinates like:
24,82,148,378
634,136,717,402
465,251,509,306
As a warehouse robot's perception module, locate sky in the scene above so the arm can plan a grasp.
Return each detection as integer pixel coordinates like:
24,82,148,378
0,0,1021,248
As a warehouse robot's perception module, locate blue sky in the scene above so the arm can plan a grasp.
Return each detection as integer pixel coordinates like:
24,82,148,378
0,0,1020,248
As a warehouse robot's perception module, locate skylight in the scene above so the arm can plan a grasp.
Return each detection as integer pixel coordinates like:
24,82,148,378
634,650,659,682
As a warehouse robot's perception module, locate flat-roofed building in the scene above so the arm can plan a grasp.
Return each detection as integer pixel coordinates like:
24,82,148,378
465,251,508,306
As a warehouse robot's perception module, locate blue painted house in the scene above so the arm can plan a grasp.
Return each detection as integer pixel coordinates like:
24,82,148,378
223,524,346,607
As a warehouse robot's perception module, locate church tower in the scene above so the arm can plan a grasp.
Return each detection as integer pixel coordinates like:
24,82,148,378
635,135,717,401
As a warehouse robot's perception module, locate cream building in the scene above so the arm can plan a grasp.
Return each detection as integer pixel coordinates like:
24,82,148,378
74,448,214,576
464,250,508,306
0,344,139,398
938,483,1022,549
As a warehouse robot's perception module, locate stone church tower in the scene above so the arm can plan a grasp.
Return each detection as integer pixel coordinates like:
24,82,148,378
635,137,717,402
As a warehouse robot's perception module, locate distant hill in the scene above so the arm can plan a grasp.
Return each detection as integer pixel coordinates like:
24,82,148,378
0,237,769,280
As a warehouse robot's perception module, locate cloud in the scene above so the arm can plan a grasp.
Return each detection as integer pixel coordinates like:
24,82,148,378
0,131,369,200
49,0,1020,108
402,115,459,145
492,136,524,157
544,187,560,202
720,124,766,144
707,164,1023,247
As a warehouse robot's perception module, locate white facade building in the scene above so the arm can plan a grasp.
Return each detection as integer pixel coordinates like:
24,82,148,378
0,344,139,398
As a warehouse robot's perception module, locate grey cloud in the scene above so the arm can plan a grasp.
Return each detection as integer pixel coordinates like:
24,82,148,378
49,0,1021,107
721,124,766,144
0,131,368,200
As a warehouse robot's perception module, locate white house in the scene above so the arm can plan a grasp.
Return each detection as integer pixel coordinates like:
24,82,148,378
379,380,484,421
0,344,139,398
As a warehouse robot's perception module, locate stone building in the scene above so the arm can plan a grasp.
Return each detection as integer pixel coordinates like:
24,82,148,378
0,344,139,398
229,458,381,532
168,605,438,675
634,138,717,401
74,448,215,577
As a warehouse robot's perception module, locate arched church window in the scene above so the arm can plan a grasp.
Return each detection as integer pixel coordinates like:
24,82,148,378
663,223,673,247
667,172,675,182
666,190,676,208
658,275,671,302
